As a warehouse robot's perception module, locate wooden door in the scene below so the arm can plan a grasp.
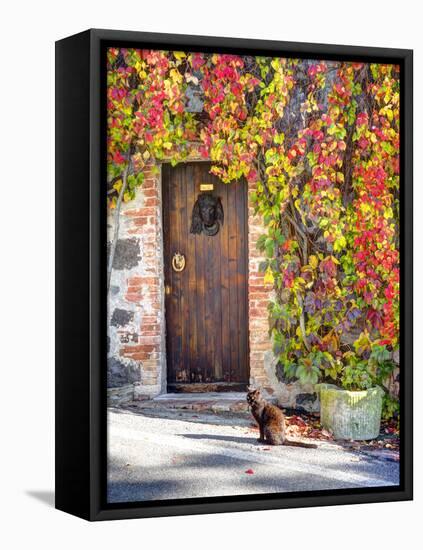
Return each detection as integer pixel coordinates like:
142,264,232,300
162,162,249,392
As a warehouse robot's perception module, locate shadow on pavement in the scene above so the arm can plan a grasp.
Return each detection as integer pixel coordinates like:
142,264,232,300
181,433,260,445
109,405,252,428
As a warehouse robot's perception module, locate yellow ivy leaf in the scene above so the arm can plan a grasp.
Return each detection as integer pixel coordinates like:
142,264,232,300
255,134,263,145
384,207,393,219
113,179,123,193
263,268,274,285
174,51,186,60
309,255,318,269
271,58,280,71
334,236,347,252
170,68,183,83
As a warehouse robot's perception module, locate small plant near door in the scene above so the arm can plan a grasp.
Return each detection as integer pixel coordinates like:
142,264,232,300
341,336,398,420
106,49,400,418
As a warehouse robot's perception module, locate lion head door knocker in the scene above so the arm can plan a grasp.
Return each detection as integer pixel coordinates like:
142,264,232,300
190,193,224,236
172,252,186,272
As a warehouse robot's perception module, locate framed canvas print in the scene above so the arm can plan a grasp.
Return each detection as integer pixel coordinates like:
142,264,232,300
55,29,413,521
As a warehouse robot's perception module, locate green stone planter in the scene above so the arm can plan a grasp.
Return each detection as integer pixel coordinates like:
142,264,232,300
318,384,383,440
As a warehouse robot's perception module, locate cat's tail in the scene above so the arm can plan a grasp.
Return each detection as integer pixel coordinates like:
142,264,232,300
284,439,318,449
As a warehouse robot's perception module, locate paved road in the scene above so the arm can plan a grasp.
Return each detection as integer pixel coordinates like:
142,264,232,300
107,407,399,503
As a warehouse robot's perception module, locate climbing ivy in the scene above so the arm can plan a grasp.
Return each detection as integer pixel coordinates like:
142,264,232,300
107,48,400,416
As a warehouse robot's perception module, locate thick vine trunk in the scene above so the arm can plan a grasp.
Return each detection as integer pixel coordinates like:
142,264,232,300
296,291,310,352
107,157,131,294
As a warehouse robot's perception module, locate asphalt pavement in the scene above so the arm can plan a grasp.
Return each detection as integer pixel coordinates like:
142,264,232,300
107,407,399,503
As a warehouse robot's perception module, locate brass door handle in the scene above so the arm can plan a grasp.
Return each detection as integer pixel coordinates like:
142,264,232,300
172,252,186,272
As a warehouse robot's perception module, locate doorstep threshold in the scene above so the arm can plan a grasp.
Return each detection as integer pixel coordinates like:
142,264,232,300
153,392,247,402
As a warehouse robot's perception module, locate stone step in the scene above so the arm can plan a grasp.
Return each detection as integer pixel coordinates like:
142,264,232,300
134,392,250,414
107,383,134,405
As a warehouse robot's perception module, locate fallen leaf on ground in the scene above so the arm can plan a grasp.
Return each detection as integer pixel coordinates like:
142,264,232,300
244,411,400,453
288,415,307,428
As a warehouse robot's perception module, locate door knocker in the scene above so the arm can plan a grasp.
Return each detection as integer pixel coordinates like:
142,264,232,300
190,193,224,236
172,252,186,272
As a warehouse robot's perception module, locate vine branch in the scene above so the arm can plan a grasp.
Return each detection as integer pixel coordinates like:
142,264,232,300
107,152,131,294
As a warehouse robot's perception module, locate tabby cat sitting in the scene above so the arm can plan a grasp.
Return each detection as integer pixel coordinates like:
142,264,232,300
246,388,317,449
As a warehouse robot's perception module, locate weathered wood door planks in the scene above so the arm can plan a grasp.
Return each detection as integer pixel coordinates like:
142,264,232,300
162,162,249,392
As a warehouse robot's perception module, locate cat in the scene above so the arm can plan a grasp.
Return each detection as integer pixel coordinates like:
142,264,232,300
246,388,317,448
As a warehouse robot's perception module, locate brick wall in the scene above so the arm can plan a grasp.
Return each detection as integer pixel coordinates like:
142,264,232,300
246,179,274,392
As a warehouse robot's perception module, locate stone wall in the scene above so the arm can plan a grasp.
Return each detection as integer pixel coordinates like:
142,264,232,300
108,160,166,398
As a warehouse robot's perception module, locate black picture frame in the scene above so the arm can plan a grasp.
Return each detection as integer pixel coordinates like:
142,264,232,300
55,28,413,521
